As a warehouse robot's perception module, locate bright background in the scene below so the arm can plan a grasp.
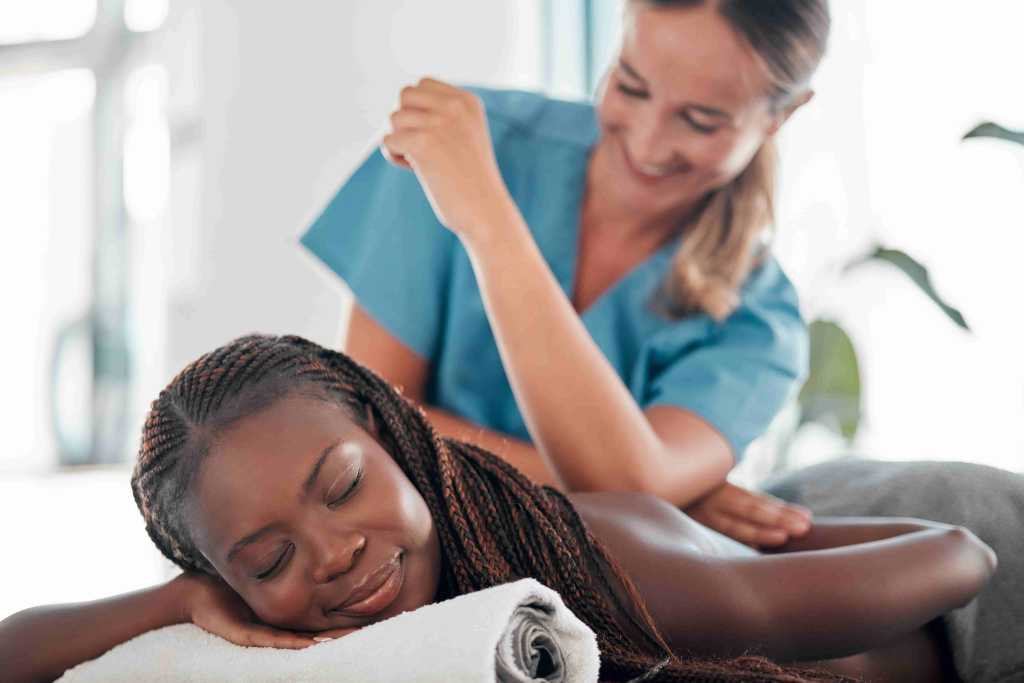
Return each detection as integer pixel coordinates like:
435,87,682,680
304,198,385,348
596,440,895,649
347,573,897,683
2,1,1021,621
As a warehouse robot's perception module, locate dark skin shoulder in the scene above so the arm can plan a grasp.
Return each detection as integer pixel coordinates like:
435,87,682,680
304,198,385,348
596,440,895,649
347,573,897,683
566,491,989,681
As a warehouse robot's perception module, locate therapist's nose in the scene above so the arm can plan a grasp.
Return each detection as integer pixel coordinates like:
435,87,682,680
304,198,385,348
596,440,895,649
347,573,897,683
312,531,366,584
627,109,683,171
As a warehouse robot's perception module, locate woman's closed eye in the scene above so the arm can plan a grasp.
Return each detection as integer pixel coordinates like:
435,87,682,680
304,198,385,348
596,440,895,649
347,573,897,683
256,543,294,581
326,465,364,509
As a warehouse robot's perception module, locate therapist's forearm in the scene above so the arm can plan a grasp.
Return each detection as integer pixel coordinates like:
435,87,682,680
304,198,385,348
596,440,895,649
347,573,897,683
423,406,562,488
456,201,719,504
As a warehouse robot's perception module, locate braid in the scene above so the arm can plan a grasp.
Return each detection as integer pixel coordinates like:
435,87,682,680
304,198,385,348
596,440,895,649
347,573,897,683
131,334,853,682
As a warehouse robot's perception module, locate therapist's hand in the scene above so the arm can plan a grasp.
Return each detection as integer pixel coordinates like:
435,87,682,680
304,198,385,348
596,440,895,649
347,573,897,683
380,77,516,241
684,482,812,549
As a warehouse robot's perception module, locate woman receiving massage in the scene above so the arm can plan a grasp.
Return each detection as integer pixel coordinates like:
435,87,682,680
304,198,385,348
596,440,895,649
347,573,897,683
4,2,1020,681
0,334,1005,682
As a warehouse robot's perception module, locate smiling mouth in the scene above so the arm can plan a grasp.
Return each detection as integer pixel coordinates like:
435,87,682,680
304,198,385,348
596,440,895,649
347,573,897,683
327,550,405,619
619,141,683,184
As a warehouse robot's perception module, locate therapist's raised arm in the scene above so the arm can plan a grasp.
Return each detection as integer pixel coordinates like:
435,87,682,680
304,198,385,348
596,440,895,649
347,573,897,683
361,78,809,546
347,302,737,501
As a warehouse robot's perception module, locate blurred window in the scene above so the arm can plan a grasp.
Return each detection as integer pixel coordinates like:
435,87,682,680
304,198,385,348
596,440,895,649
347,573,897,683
0,0,97,45
1,0,197,472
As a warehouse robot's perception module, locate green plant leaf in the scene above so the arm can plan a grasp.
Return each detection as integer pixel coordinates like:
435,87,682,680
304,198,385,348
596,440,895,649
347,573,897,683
798,320,862,441
963,121,1024,147
844,246,970,331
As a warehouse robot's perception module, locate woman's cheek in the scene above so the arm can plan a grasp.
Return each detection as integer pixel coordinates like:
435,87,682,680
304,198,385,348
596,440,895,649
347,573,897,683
250,575,314,628
595,91,629,131
685,133,752,186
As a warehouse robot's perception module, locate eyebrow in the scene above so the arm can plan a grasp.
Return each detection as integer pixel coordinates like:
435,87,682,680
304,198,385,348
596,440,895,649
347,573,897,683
225,439,340,562
618,58,733,120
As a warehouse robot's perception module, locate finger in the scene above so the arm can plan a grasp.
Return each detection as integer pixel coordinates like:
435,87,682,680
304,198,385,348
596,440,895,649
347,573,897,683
777,503,813,536
701,510,785,548
415,76,461,94
380,130,425,169
379,143,411,169
388,108,440,132
760,494,813,535
398,83,448,111
749,525,789,548
403,80,481,117
723,489,810,536
240,623,319,650
306,626,362,641
202,620,315,650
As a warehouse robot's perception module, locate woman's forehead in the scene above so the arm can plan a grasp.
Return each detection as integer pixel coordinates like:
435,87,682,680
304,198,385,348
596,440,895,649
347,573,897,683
623,4,774,111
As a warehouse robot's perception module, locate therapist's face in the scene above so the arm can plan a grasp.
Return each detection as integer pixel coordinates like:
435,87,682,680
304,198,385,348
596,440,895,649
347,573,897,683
188,395,442,633
593,2,800,219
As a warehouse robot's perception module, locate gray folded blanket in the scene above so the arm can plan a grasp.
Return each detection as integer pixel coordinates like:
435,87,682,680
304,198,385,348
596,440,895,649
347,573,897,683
766,458,1024,683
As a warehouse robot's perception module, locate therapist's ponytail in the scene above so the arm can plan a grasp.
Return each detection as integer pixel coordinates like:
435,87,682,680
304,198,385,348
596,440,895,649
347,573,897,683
660,140,777,321
634,0,830,321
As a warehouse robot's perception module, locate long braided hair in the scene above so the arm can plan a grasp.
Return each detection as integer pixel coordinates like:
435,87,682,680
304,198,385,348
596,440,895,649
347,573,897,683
131,334,851,682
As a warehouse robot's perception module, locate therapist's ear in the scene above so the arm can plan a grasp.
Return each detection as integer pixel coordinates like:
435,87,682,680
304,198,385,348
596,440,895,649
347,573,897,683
766,90,814,137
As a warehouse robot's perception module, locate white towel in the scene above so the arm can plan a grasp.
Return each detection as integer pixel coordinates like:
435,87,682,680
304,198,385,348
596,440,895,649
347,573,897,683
58,578,600,683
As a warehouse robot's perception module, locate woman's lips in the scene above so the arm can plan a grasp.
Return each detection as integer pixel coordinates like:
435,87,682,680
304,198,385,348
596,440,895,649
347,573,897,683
329,551,405,618
619,141,682,186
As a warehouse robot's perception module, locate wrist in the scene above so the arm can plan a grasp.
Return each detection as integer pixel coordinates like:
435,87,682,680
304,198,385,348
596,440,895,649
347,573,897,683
164,573,198,625
457,191,525,255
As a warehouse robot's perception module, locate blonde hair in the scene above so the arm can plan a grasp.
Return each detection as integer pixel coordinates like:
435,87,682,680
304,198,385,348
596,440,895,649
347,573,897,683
632,0,830,320
660,141,777,320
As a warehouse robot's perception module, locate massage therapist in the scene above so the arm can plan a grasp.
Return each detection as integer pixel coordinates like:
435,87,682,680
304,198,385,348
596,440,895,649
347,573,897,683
301,0,829,547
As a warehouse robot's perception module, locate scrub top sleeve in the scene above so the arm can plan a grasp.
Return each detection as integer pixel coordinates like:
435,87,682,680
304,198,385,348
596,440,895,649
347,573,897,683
642,258,808,462
300,148,457,360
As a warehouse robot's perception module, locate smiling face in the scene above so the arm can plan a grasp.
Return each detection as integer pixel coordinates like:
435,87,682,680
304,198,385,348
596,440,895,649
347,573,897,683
592,2,795,221
187,394,442,632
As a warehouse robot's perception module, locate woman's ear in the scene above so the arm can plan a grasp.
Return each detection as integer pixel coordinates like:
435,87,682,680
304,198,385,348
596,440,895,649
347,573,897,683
365,402,381,437
767,89,815,136
363,402,402,455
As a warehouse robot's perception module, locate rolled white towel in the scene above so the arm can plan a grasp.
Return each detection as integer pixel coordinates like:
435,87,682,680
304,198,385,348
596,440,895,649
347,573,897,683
58,578,600,683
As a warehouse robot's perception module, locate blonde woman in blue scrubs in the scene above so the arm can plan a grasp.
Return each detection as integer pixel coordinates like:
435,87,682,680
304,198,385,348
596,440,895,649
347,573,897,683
302,0,825,547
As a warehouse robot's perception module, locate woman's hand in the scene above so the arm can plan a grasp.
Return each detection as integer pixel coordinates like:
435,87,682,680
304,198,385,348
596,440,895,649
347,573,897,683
176,573,359,649
684,482,812,548
380,77,515,243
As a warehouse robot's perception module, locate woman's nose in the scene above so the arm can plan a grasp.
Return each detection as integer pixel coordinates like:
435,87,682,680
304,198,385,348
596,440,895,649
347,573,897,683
311,531,367,584
629,110,683,170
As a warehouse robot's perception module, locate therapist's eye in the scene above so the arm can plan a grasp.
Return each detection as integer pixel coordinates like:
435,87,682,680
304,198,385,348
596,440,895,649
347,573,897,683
680,112,719,135
616,82,648,100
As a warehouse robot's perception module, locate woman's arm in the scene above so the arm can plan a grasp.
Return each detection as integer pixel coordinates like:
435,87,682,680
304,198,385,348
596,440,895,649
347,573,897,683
0,574,319,683
0,577,190,683
582,497,997,662
765,516,957,553
714,527,996,661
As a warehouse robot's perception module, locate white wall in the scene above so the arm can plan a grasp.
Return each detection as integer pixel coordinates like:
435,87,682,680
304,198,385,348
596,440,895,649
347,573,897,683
165,0,545,377
771,3,1024,468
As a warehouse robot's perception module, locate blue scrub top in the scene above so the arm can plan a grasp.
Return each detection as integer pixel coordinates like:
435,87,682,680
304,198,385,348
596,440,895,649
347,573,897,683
301,87,808,462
